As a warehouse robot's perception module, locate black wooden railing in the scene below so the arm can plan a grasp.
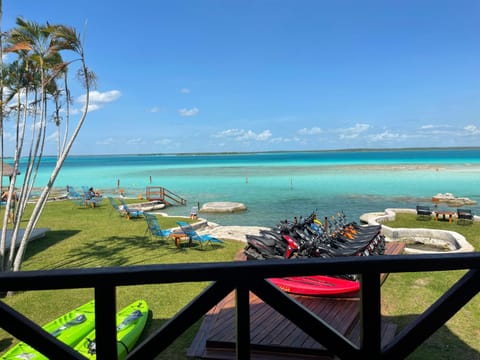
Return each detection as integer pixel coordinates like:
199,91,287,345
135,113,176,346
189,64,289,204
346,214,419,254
1,252,480,359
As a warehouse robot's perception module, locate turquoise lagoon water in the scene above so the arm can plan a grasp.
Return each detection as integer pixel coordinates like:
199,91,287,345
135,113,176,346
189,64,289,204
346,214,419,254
21,148,480,227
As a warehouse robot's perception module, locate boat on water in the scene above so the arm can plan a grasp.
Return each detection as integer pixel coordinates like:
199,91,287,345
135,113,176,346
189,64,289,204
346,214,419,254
432,193,477,206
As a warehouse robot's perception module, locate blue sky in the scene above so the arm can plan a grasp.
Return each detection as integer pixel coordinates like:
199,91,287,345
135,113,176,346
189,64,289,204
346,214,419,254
3,0,480,155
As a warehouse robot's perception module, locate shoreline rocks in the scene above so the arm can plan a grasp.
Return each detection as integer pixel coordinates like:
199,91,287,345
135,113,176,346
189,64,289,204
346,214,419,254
432,193,477,206
200,201,247,213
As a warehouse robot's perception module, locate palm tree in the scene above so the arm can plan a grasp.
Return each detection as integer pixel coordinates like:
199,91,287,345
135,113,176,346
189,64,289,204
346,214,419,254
0,17,95,274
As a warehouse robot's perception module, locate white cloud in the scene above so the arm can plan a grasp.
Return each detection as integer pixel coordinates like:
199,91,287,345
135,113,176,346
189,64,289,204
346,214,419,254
179,107,199,117
213,129,244,138
270,136,301,143
77,90,121,112
126,137,145,145
338,123,370,139
420,124,451,130
464,125,480,135
149,106,162,113
46,132,57,143
298,127,322,135
3,131,16,142
213,128,272,142
369,130,402,142
420,124,434,129
239,130,272,141
154,138,172,145
96,137,115,145
180,88,191,94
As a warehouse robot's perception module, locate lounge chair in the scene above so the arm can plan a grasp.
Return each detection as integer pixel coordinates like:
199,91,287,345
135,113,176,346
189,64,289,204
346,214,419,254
67,187,89,208
190,206,199,219
122,204,143,220
107,196,143,219
176,221,224,248
66,186,101,208
144,213,172,240
81,185,103,207
416,205,432,220
107,196,126,217
457,208,474,225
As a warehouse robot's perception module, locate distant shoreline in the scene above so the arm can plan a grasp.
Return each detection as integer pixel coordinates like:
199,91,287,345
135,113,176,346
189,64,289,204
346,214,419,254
32,146,480,158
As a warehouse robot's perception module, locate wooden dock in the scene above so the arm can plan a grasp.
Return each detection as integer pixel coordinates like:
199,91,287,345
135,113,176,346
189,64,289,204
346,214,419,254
188,242,405,359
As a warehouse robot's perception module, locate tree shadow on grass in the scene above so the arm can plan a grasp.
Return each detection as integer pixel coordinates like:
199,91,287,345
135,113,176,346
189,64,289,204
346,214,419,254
23,230,80,261
61,235,182,269
0,338,13,355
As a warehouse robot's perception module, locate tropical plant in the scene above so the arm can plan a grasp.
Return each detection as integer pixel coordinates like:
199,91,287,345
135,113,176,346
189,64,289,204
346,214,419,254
0,14,95,278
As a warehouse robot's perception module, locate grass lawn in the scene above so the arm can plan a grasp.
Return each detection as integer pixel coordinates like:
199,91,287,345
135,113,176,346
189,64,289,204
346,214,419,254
381,213,480,360
0,199,244,360
0,202,479,359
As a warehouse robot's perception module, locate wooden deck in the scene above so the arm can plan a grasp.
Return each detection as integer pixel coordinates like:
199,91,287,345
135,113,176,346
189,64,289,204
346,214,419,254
187,242,405,360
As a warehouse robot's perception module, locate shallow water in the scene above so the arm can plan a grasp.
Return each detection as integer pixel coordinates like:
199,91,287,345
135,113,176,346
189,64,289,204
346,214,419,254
21,148,480,227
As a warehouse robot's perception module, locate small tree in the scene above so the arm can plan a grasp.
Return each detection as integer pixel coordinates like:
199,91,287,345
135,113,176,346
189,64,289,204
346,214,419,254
0,16,95,276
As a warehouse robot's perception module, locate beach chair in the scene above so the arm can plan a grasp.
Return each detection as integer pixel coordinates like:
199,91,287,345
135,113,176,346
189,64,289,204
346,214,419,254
416,205,432,220
457,208,474,225
144,213,172,240
122,204,144,220
107,196,142,219
190,206,199,219
107,196,125,216
78,186,103,207
176,221,224,248
67,187,89,208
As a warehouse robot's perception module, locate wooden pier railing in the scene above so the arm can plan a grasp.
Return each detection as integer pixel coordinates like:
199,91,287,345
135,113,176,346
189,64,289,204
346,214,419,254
145,186,187,206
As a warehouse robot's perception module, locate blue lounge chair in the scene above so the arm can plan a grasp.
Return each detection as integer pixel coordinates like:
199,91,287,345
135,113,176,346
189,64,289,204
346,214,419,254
67,186,89,208
176,221,223,248
107,196,126,217
144,213,172,240
107,196,142,219
122,204,143,220
116,198,142,219
81,185,103,207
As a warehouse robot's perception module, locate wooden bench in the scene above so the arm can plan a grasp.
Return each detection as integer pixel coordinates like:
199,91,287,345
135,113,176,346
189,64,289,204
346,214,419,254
457,208,474,225
416,205,432,220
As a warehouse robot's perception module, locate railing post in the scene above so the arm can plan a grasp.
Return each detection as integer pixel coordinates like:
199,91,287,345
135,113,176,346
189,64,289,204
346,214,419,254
359,272,382,359
235,284,250,360
94,285,117,359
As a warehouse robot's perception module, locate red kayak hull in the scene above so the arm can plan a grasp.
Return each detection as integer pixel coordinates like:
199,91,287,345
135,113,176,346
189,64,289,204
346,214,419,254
269,275,360,297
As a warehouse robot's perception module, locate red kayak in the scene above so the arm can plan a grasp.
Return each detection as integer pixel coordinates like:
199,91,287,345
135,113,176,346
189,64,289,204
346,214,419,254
269,275,360,297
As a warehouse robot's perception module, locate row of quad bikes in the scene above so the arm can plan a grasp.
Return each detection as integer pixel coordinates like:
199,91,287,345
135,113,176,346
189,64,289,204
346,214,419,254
244,211,386,297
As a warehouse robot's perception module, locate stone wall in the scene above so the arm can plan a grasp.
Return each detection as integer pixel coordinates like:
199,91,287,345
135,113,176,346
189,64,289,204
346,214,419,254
360,208,475,254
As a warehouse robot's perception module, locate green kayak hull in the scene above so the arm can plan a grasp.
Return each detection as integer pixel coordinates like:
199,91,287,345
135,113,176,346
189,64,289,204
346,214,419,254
1,299,96,360
74,299,148,359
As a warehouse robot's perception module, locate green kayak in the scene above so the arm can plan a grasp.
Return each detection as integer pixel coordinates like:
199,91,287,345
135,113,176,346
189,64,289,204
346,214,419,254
1,299,96,360
74,299,148,359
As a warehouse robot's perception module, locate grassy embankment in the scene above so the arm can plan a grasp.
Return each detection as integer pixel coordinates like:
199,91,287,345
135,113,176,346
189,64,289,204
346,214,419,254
0,201,479,359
